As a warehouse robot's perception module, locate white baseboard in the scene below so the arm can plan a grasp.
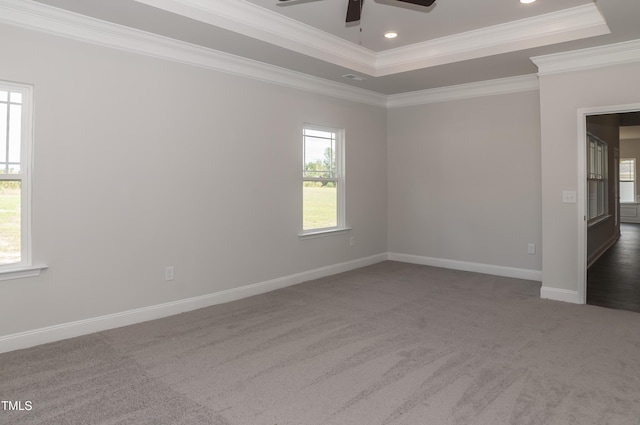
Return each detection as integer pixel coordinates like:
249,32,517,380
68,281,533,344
388,252,543,282
540,286,582,304
0,253,387,354
587,233,619,268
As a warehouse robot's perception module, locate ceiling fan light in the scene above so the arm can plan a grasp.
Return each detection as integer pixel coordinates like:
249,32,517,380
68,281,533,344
520,0,536,4
385,32,398,39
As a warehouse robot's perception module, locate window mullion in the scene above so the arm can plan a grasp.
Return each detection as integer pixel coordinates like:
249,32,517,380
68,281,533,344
303,177,338,183
0,174,23,181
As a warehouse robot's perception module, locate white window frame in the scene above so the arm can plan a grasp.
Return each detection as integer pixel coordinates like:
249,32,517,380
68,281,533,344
587,132,608,223
300,124,348,236
619,158,636,203
0,81,45,280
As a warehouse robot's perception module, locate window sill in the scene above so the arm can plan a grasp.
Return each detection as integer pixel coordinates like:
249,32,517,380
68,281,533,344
299,227,352,239
587,215,612,228
0,264,48,281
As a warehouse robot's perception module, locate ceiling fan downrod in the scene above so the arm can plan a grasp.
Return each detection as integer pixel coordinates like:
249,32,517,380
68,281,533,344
278,0,436,23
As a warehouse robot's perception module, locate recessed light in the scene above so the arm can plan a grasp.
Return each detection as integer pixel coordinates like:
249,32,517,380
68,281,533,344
384,32,398,39
520,0,536,4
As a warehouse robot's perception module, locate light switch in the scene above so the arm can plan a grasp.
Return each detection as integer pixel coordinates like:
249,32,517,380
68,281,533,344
562,191,577,203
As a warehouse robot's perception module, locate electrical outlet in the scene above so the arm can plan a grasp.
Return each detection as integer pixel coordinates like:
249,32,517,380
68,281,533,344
165,266,175,281
527,243,536,255
349,236,356,247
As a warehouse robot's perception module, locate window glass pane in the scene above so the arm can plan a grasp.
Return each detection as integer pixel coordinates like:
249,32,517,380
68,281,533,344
596,144,603,177
620,159,635,181
0,103,6,165
303,135,336,178
588,180,598,220
303,181,337,230
304,128,333,139
589,141,595,176
0,180,21,265
0,91,7,102
597,181,605,215
8,104,21,166
9,92,22,104
620,181,635,203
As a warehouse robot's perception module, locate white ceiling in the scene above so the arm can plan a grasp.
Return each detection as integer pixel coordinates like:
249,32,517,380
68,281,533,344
244,0,593,52
27,0,640,94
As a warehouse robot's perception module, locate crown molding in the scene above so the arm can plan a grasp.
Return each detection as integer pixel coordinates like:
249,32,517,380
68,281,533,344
0,0,386,107
531,39,640,76
376,4,609,76
6,0,622,110
386,74,539,108
133,0,377,76
133,0,609,77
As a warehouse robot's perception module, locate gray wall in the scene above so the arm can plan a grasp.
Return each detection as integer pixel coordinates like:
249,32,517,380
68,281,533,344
0,24,388,337
387,91,542,272
539,62,640,298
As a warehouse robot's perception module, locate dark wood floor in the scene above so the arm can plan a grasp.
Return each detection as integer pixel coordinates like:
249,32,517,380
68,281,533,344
587,223,640,313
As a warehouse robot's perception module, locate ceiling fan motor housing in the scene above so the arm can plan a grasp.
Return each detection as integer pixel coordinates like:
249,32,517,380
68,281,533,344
280,0,436,23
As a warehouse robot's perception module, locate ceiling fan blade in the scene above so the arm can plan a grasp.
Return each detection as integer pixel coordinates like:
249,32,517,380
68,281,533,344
346,0,362,23
395,0,436,6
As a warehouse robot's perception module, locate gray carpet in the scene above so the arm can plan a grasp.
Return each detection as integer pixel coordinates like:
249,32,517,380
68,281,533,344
2,261,640,424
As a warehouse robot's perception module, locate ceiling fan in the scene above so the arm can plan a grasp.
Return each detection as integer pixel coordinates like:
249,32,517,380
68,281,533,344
278,0,437,23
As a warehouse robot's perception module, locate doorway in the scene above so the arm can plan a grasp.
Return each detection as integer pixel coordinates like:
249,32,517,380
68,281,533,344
580,108,640,312
587,223,640,312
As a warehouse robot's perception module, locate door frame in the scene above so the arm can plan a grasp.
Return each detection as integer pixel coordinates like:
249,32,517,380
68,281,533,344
577,102,640,304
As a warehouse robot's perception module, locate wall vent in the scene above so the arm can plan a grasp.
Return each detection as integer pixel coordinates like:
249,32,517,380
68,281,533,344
342,74,366,81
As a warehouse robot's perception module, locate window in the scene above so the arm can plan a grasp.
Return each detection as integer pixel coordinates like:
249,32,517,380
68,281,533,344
587,133,607,221
620,158,636,203
0,82,33,269
302,125,345,234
